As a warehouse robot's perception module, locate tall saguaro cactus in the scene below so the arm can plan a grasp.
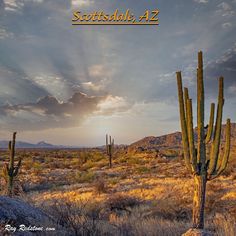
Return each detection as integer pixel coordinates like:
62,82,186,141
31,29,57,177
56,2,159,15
3,132,22,196
176,51,231,231
106,134,114,168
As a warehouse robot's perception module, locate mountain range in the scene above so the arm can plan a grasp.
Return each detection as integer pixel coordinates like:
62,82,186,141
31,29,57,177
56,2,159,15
0,141,71,149
0,123,235,149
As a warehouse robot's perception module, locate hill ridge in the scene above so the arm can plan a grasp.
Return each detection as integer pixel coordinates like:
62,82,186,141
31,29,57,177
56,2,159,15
128,123,236,151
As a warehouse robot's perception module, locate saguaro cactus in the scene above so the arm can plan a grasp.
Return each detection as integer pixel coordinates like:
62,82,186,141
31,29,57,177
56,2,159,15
176,51,231,231
106,134,114,168
3,132,22,196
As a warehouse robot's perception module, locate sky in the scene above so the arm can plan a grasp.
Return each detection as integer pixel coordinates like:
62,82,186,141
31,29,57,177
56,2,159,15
0,0,235,146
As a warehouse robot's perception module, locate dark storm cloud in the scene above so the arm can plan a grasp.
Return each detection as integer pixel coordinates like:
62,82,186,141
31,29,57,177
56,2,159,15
0,0,4,9
0,65,49,105
0,0,108,101
205,44,236,98
0,92,105,130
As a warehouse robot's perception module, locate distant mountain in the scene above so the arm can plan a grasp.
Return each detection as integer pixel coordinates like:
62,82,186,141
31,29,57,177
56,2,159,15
1,123,235,150
128,123,236,152
35,141,54,148
0,140,75,149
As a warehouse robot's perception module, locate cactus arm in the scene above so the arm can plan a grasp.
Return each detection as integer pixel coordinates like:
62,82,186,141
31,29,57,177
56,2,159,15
9,132,17,170
187,99,198,173
196,52,206,171
184,87,189,125
176,71,191,172
3,163,9,176
8,141,11,151
8,141,13,169
13,157,22,177
208,77,224,176
219,119,231,172
205,103,215,144
106,134,108,154
210,119,231,180
112,139,114,153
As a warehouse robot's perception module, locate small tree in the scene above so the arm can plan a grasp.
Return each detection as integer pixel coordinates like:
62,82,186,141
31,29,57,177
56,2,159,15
3,132,22,196
106,134,114,168
176,52,231,234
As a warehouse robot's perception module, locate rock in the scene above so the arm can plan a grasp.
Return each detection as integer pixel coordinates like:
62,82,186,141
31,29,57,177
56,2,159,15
0,196,67,235
182,228,213,236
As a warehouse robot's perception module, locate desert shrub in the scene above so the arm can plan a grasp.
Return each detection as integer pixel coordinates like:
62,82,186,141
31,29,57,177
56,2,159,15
96,159,108,168
91,152,104,162
206,214,236,236
60,159,71,169
23,159,34,170
232,173,236,180
126,156,144,166
110,214,190,236
43,200,236,236
62,158,77,169
78,151,92,164
44,200,114,236
94,178,107,194
106,194,142,214
221,165,235,177
47,160,61,169
32,162,43,175
135,166,149,174
76,171,96,183
108,177,120,186
151,190,192,222
118,156,128,164
160,149,179,158
81,160,95,171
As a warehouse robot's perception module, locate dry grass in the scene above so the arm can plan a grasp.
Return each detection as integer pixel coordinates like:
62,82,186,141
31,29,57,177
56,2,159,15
0,145,235,235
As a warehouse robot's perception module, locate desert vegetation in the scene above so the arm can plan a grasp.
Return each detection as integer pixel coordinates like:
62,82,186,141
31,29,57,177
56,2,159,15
0,139,235,235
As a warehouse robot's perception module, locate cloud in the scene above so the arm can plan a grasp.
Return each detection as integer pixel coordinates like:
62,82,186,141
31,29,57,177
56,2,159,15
0,92,105,130
216,2,235,17
0,66,49,105
72,0,94,7
194,0,208,4
82,81,105,92
222,22,232,28
0,28,13,39
88,64,107,78
96,95,132,115
205,43,236,98
0,91,133,131
3,0,19,11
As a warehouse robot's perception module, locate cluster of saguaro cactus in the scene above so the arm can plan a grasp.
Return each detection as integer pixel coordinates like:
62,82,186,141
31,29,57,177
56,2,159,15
3,132,22,196
176,51,231,230
106,134,114,168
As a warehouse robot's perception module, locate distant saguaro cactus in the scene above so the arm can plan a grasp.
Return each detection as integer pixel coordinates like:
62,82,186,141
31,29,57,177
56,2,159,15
3,132,22,196
106,134,114,168
176,52,231,232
